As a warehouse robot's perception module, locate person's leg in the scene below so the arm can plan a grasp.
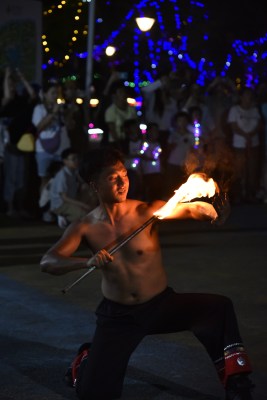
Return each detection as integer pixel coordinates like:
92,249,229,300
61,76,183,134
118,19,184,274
3,149,21,215
247,146,260,202
230,148,246,203
76,300,146,400
53,202,87,222
147,290,253,396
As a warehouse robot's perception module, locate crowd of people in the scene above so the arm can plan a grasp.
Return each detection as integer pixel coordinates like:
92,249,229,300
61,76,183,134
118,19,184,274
1,66,267,224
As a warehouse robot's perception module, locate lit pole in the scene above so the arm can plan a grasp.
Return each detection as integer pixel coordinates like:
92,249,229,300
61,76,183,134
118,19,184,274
85,0,96,100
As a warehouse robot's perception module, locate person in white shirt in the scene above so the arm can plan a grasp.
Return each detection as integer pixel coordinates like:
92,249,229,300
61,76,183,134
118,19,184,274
32,82,70,192
227,87,262,203
164,111,195,197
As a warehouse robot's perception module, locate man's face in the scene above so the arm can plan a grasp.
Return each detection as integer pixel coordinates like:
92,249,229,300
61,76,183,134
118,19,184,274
96,161,129,203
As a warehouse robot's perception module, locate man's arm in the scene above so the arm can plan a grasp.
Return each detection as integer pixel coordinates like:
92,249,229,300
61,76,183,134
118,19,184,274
150,195,230,225
40,221,88,275
40,221,113,275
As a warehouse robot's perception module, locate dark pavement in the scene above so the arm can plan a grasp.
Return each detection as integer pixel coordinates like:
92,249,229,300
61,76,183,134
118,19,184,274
0,204,267,399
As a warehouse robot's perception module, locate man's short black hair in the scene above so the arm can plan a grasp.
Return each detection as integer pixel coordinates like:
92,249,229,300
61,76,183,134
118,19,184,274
79,146,125,183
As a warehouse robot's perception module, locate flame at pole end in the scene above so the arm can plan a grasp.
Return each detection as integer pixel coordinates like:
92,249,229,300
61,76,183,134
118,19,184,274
154,172,218,219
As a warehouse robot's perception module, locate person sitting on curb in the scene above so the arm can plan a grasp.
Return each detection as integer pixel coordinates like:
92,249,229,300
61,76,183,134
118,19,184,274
50,147,97,226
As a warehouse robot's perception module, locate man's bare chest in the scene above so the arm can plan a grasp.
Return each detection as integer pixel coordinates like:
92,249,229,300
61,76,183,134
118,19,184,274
84,221,157,255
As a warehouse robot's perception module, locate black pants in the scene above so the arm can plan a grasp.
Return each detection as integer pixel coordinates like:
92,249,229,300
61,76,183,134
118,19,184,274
76,287,247,400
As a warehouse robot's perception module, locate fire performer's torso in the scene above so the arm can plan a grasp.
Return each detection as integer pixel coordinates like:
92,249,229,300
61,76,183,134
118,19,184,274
78,199,168,305
41,159,219,305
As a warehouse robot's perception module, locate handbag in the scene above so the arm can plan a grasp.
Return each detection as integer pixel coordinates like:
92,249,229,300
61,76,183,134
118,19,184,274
17,133,35,152
39,127,61,154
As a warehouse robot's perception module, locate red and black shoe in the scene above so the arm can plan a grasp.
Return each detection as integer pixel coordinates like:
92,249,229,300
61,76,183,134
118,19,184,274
64,342,91,388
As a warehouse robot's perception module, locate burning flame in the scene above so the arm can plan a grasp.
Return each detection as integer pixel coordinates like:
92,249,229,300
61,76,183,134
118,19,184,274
154,172,218,219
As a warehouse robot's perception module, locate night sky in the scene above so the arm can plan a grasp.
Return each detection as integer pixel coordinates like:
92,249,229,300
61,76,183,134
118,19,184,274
206,0,265,39
41,0,266,83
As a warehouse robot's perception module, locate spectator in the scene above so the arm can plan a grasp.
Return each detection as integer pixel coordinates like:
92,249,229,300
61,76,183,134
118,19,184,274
104,80,137,152
0,67,38,217
141,72,182,160
205,76,237,148
32,82,70,193
256,81,267,202
140,122,163,201
62,80,89,155
123,119,143,199
39,160,62,222
50,148,97,224
227,87,262,204
164,111,195,197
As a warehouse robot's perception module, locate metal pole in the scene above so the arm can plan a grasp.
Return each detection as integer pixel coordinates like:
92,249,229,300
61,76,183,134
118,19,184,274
62,216,157,294
85,0,95,99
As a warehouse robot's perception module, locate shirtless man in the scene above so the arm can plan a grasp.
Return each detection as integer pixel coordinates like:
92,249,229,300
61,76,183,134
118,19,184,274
40,147,254,400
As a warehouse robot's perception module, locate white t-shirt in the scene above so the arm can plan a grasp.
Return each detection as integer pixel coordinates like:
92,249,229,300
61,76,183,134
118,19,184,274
227,104,261,148
167,130,195,166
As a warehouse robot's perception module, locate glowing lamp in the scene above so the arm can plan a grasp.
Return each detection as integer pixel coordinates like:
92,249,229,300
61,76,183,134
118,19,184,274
90,98,99,107
88,127,104,143
105,46,116,56
135,17,155,32
127,97,136,106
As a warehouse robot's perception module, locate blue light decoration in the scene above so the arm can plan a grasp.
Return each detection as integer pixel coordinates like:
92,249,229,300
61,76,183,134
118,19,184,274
42,0,267,92
73,0,216,90
193,120,201,149
222,33,267,87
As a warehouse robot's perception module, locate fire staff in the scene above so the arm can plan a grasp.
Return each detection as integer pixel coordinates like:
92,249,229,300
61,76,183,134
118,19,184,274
40,147,254,400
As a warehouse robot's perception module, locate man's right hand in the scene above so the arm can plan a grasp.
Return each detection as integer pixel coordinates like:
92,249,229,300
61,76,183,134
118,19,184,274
87,249,113,269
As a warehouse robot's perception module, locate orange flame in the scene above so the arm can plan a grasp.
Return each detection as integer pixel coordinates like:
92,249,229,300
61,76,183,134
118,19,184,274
154,172,218,219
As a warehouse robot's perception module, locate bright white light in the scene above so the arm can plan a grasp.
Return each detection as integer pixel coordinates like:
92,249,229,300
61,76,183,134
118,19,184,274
139,123,147,130
105,46,116,56
127,97,136,106
88,128,103,135
88,128,104,142
135,17,155,32
90,98,99,107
